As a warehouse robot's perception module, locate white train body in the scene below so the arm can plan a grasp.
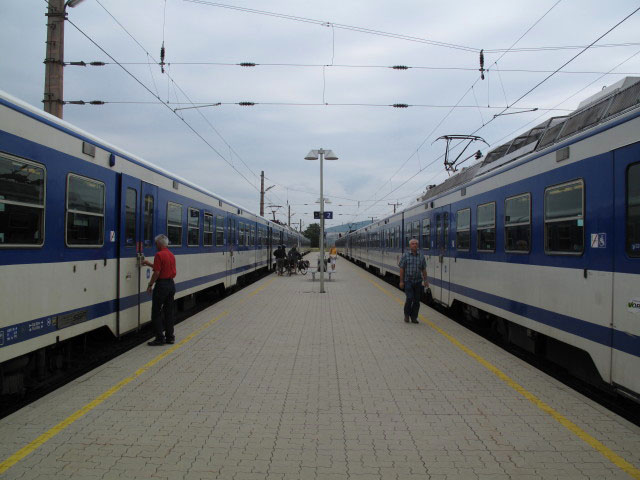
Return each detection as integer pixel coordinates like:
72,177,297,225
0,91,308,375
338,77,640,399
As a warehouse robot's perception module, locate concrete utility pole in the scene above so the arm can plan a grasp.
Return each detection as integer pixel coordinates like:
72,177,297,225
259,171,275,217
44,0,66,118
43,0,85,118
260,171,265,217
288,204,291,226
388,201,402,214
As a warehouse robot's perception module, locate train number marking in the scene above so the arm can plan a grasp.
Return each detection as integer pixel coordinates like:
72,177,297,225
590,233,606,248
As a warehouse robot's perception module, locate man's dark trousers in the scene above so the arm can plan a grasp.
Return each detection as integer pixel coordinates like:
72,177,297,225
404,280,422,321
152,279,175,342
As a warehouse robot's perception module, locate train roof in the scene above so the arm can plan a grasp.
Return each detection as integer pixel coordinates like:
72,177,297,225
0,90,302,236
419,76,640,203
346,76,640,238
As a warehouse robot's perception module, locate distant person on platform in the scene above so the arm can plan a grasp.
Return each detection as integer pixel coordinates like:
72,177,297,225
274,245,286,275
329,245,338,270
398,238,428,324
142,234,177,345
288,245,301,265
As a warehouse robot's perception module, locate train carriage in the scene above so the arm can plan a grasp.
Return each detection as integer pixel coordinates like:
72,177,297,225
339,77,640,400
0,90,307,392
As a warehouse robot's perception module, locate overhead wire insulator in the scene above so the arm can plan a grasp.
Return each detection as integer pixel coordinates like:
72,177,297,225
392,103,409,108
479,49,485,80
391,65,409,70
89,101,105,105
238,102,256,106
160,42,166,73
239,62,256,67
90,61,106,66
65,100,86,105
67,61,87,66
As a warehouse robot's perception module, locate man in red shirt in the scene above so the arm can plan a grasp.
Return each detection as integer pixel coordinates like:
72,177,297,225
142,234,177,346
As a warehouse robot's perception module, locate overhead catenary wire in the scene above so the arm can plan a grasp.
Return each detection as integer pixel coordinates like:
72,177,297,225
104,60,640,76
348,3,640,222
182,0,479,52
487,45,640,152
344,0,566,223
63,17,271,204
80,100,572,111
90,0,291,208
181,0,640,55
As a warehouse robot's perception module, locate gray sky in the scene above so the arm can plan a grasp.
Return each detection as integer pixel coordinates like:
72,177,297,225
2,0,640,228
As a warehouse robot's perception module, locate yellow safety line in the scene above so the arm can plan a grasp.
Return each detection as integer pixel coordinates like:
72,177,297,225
0,278,275,474
361,273,640,480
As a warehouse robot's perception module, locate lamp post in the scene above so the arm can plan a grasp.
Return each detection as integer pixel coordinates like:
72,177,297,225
304,148,338,293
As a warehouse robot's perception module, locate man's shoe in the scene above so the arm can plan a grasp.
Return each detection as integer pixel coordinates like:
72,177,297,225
411,319,419,324
148,339,164,346
165,338,175,344
404,315,410,323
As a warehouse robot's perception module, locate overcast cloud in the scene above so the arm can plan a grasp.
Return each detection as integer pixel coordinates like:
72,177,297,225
2,0,640,228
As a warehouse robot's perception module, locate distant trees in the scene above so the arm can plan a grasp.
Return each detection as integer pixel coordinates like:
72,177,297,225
303,223,320,248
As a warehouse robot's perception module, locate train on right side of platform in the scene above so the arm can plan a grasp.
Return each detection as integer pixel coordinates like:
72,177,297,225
337,76,640,401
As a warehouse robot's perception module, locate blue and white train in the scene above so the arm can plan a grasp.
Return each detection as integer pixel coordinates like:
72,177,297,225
0,91,308,393
338,77,640,400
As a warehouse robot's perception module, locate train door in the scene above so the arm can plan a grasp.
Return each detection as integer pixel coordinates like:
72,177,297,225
433,207,451,304
117,174,142,335
611,143,640,394
138,182,158,328
226,215,237,287
267,226,273,271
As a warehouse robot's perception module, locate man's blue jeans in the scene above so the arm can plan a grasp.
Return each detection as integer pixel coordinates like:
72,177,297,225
404,279,423,321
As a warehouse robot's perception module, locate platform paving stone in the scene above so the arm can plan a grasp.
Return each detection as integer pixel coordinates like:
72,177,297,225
1,253,639,479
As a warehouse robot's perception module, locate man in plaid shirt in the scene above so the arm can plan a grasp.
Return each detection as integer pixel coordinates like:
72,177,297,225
398,238,429,323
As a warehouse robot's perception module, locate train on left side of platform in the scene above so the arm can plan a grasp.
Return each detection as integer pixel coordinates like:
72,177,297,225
0,90,309,394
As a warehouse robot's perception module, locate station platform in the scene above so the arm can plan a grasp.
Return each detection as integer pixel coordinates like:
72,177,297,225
1,254,639,480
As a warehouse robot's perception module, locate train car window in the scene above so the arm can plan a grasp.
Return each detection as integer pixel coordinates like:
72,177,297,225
66,174,105,247
188,208,200,246
627,163,640,257
251,226,256,246
422,219,430,250
412,221,420,247
143,195,154,247
456,209,470,251
477,202,496,252
443,212,449,249
203,212,213,246
436,215,442,249
124,188,137,247
0,154,45,247
505,193,530,253
544,180,584,254
216,216,224,246
167,202,182,246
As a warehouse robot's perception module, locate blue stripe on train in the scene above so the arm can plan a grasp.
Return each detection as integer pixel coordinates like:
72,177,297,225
350,255,639,358
0,260,267,350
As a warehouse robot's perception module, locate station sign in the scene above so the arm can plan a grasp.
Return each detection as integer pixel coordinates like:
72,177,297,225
314,211,333,219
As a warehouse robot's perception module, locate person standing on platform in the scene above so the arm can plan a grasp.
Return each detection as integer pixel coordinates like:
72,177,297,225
329,245,338,270
398,238,428,324
274,245,286,275
142,234,177,345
